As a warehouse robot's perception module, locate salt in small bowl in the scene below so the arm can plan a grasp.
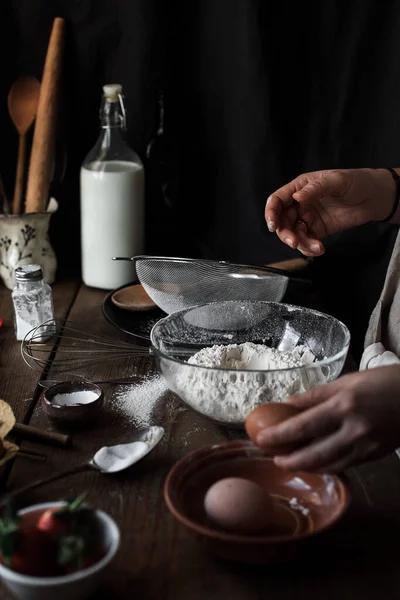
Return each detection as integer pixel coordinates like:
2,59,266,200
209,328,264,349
42,381,104,428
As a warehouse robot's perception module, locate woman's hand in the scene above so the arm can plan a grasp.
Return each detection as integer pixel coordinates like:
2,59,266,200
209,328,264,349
265,168,396,256
256,366,400,473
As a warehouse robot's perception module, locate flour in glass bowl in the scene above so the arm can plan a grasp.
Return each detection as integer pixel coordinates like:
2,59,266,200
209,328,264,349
173,342,323,424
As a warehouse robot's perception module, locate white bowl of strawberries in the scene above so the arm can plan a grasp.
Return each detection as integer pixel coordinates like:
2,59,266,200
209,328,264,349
0,497,120,600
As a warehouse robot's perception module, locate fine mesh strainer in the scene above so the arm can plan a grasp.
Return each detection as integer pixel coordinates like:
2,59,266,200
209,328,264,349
113,255,310,315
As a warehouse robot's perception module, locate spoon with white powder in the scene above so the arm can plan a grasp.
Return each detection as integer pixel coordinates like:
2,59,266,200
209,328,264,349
0,426,164,505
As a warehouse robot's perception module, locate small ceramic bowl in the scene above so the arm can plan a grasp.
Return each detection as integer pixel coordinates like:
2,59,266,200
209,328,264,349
0,501,120,600
41,382,104,427
164,440,350,564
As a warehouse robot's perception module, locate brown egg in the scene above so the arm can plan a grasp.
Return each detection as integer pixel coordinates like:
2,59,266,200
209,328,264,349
204,477,274,534
245,402,300,454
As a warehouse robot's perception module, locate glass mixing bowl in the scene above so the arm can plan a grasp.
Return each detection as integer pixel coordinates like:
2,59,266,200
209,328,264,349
150,301,350,427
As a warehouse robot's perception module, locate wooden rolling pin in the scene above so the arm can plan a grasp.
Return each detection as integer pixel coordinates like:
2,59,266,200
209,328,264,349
13,423,71,448
25,17,65,213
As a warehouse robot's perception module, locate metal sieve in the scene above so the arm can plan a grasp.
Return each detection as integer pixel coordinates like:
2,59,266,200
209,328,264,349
112,255,310,315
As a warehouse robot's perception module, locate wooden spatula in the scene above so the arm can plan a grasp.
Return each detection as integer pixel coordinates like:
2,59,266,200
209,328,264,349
7,76,41,215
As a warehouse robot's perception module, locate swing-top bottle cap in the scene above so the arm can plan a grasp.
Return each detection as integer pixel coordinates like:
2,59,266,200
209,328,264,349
103,84,122,102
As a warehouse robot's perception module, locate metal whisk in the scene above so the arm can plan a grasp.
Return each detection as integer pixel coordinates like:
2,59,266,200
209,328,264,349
21,319,153,373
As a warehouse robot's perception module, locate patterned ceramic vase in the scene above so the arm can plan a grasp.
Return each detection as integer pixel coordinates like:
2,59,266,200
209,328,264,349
0,198,58,290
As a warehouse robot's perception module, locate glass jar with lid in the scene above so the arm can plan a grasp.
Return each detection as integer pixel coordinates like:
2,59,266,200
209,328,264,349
12,265,55,341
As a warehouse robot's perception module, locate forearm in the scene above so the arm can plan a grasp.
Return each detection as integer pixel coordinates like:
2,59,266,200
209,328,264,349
371,168,400,224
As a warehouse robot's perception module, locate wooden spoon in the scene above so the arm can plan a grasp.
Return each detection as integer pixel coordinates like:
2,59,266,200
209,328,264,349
8,76,41,215
111,284,157,311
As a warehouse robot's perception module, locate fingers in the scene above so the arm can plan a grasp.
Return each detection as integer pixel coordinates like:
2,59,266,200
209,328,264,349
274,204,300,249
277,221,325,256
265,174,327,233
265,196,289,234
256,396,342,450
296,224,324,256
292,171,343,203
265,170,345,254
265,195,283,233
273,428,354,472
285,377,351,410
265,181,299,232
285,372,365,410
275,434,380,473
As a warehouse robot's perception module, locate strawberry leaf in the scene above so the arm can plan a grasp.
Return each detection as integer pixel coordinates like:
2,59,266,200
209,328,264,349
58,535,85,570
0,503,20,565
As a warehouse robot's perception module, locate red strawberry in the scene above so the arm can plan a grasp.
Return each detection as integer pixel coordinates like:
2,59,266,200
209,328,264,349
0,498,104,577
0,505,59,577
36,507,69,537
4,528,59,577
37,495,90,538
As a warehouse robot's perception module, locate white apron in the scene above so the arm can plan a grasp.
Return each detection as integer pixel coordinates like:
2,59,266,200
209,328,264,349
360,229,400,456
361,230,400,369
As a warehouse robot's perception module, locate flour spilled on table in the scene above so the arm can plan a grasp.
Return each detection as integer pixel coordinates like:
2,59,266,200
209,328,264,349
111,341,324,427
111,374,187,429
111,375,168,428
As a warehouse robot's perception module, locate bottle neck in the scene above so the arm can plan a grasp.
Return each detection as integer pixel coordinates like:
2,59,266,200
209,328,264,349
96,96,129,158
83,91,142,167
100,97,126,129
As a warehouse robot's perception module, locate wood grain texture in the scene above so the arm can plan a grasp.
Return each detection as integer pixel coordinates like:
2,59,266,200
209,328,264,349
12,135,26,215
7,75,41,214
25,18,65,213
0,279,79,424
3,282,400,599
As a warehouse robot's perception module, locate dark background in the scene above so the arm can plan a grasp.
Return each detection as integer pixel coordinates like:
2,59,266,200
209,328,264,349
1,0,400,359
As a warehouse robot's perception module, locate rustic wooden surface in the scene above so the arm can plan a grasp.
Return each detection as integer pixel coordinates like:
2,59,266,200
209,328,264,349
0,280,399,598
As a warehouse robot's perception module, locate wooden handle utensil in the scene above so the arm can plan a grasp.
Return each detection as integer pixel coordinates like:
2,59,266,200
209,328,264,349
25,17,65,213
7,76,41,215
266,258,312,272
13,423,71,448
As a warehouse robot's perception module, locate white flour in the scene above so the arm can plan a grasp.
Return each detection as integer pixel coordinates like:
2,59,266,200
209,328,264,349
289,497,310,517
188,342,315,370
173,342,323,424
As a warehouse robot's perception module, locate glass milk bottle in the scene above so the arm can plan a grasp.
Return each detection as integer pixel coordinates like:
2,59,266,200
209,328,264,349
80,84,145,289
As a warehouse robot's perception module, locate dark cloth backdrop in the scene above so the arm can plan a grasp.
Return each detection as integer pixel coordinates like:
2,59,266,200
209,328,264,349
1,0,400,357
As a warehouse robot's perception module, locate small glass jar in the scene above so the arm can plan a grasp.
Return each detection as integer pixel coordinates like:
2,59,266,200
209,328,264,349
12,265,55,341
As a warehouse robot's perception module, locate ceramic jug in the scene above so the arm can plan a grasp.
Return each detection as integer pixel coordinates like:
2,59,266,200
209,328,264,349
0,198,57,290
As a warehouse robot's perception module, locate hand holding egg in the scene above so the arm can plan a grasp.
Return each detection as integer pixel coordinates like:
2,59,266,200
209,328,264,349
245,402,301,454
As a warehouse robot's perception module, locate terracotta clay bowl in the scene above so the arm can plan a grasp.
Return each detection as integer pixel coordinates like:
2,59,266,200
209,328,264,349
42,382,104,428
164,440,350,564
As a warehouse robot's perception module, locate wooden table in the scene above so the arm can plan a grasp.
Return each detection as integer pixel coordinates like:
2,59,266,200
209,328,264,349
1,280,400,599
